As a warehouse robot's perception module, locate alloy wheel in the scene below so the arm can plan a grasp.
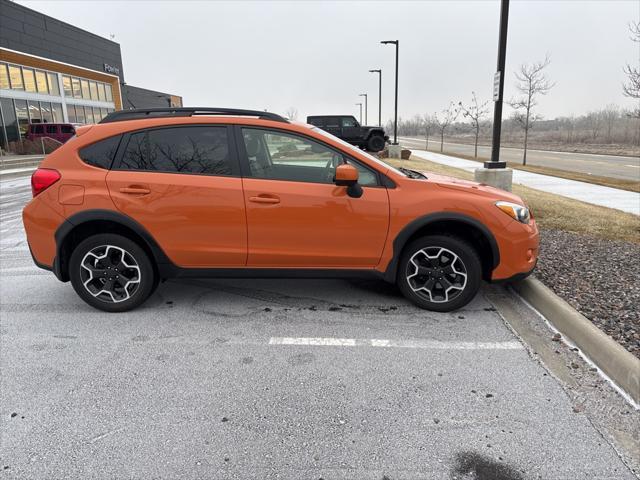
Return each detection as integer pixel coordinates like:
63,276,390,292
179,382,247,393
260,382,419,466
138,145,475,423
405,246,468,303
79,245,141,303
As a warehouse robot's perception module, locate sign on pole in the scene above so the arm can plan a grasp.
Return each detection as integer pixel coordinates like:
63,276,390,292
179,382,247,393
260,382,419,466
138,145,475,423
493,71,501,101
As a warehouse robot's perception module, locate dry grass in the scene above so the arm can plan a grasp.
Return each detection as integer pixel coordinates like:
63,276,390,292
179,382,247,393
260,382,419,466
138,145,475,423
388,156,640,244
423,149,640,193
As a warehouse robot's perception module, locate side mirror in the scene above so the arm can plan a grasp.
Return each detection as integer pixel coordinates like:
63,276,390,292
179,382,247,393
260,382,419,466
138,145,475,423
334,164,363,198
334,163,359,186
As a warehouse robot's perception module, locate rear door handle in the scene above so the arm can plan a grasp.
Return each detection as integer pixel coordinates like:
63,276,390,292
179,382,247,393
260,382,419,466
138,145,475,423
248,195,280,204
120,186,151,195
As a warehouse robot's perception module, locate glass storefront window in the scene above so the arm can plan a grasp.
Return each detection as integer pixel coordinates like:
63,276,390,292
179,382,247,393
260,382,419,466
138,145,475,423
80,79,90,99
48,72,60,96
72,77,81,98
99,107,107,120
98,83,106,102
23,68,37,93
67,105,77,123
28,100,42,123
85,107,95,124
75,105,86,124
35,70,49,94
62,76,72,97
41,102,53,123
105,84,113,102
89,81,99,100
92,107,102,122
8,65,24,90
52,103,63,123
0,64,9,90
14,100,29,137
0,98,20,148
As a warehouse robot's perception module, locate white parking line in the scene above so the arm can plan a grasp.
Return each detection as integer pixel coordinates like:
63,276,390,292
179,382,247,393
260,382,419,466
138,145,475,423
269,337,523,350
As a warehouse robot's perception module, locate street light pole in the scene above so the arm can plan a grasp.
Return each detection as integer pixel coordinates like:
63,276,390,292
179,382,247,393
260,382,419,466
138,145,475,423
487,0,509,169
368,69,382,126
381,40,399,145
359,93,368,125
355,103,363,124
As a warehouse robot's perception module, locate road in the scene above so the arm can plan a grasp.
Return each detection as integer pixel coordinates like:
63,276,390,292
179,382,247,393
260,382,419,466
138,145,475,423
1,176,637,479
399,137,640,181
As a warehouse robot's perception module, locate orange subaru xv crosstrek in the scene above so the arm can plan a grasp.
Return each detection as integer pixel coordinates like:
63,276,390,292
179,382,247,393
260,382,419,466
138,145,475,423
23,108,538,313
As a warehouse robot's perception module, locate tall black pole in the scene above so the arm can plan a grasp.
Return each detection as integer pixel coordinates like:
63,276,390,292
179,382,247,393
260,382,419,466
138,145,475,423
359,94,368,125
381,40,399,144
378,71,382,126
487,0,509,169
369,69,382,126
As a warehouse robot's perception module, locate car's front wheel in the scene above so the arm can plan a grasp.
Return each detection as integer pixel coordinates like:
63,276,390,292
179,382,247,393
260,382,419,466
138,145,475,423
367,134,386,152
69,234,156,312
397,235,481,312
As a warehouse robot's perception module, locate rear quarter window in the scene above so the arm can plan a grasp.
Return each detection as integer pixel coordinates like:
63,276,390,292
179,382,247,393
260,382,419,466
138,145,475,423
79,135,122,169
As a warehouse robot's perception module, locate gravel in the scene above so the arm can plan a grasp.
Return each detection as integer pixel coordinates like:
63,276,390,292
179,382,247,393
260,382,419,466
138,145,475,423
536,229,640,359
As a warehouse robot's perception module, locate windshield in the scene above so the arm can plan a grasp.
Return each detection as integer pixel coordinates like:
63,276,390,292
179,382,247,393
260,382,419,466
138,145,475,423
310,126,406,177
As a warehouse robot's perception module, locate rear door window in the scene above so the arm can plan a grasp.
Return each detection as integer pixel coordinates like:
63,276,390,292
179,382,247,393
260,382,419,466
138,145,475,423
79,135,122,169
61,125,75,134
117,126,233,176
46,125,58,134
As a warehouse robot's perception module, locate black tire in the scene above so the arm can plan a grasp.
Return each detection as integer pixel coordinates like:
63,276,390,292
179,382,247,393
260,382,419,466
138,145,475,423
367,134,386,152
69,233,156,312
396,235,481,312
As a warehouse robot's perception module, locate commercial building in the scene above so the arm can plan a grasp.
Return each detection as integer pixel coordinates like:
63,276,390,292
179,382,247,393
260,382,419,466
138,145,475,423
0,0,182,152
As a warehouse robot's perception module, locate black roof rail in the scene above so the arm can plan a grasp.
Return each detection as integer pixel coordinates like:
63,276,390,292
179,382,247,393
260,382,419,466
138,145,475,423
99,107,289,124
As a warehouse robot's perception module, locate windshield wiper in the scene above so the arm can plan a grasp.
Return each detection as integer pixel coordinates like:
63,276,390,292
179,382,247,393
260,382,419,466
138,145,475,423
399,167,428,179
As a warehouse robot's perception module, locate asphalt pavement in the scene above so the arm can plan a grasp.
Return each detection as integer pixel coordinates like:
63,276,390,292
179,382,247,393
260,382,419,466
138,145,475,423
1,175,637,479
399,137,640,181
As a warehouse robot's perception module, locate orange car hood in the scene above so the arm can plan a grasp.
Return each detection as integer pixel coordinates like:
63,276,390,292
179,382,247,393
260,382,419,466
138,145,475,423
424,172,525,204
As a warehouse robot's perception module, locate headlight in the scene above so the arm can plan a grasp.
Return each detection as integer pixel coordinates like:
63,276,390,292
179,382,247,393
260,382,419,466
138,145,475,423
495,201,530,224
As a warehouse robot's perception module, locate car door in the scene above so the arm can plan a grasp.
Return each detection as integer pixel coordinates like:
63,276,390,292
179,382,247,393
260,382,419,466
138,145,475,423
237,126,389,268
340,116,362,143
106,125,247,267
322,116,342,138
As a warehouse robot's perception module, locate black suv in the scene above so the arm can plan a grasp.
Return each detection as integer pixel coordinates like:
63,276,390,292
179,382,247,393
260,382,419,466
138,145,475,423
307,115,388,152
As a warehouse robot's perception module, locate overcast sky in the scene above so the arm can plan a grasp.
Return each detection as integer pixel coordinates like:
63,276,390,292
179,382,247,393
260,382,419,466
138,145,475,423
19,0,640,124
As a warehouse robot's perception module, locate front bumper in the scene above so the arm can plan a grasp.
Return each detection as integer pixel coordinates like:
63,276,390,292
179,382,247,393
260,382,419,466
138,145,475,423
490,219,539,281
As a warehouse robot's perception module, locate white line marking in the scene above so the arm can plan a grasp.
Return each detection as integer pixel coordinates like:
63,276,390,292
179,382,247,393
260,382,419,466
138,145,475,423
269,337,522,350
270,337,357,346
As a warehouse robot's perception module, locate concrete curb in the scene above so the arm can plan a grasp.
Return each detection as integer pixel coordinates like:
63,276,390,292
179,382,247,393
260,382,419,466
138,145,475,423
513,276,640,405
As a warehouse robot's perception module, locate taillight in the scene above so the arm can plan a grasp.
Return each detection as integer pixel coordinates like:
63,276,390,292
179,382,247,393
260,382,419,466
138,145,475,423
31,168,61,197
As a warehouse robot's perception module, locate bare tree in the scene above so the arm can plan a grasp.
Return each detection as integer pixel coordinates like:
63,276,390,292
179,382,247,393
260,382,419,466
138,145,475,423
623,21,640,118
433,103,460,153
508,55,555,165
458,92,489,158
601,104,620,143
423,114,435,150
585,111,602,141
285,107,298,121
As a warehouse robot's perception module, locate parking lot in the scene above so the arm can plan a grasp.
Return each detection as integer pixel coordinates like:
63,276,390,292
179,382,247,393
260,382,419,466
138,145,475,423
1,175,636,479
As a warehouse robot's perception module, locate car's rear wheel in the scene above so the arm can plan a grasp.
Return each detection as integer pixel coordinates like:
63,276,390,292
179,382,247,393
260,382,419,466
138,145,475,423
69,234,155,312
367,134,386,152
397,235,481,312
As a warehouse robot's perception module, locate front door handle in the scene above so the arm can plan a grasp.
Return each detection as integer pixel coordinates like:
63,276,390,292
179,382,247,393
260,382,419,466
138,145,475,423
120,186,151,195
249,194,280,204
